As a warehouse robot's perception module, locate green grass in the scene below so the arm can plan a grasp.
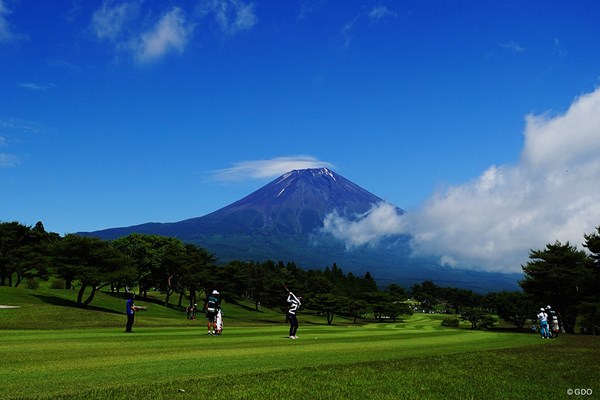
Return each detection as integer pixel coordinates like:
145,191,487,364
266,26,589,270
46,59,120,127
1,285,599,400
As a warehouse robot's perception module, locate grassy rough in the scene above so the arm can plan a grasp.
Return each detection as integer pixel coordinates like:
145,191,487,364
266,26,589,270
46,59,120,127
1,285,599,400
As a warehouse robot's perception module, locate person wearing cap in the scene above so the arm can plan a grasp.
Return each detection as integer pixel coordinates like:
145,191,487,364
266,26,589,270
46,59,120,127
546,305,559,337
204,290,221,335
537,307,549,339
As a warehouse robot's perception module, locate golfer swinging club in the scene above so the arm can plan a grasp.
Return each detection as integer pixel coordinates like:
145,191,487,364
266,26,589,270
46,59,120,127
286,288,301,339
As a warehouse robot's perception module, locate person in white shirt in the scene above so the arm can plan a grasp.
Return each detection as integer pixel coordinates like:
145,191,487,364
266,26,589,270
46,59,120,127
546,305,560,337
537,308,549,339
287,291,301,339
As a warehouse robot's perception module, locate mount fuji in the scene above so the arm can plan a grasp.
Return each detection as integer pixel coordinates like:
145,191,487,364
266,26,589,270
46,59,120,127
81,168,520,292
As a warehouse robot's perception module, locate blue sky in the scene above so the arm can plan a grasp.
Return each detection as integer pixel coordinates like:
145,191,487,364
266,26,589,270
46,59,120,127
2,0,600,272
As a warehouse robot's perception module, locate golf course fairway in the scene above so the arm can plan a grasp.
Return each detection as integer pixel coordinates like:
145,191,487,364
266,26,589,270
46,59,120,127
1,313,598,400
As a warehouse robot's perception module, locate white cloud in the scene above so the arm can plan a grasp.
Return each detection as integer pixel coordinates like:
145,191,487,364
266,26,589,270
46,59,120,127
48,59,83,74
368,6,397,23
18,82,55,91
91,2,193,63
90,1,257,62
500,40,525,53
0,136,18,167
212,156,334,182
341,17,357,49
342,6,396,48
0,118,40,134
201,0,257,35
321,87,600,274
322,202,405,248
134,8,193,63
0,153,19,167
91,0,139,42
0,0,22,43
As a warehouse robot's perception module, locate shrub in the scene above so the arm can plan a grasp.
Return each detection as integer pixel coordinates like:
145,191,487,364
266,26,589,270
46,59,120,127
25,278,40,290
460,309,498,330
441,317,460,328
50,279,67,289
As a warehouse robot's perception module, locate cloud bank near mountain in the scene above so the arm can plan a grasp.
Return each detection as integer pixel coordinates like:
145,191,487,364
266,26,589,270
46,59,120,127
322,87,600,273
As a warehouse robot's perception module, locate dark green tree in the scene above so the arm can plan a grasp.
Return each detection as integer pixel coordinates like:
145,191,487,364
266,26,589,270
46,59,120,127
52,235,130,306
346,298,369,323
383,301,413,322
367,291,392,321
460,308,497,330
0,221,31,286
486,291,535,329
111,234,186,299
179,244,216,307
411,280,440,311
520,241,591,333
442,287,481,314
8,222,58,287
385,283,407,302
361,271,378,292
581,227,600,334
310,293,345,325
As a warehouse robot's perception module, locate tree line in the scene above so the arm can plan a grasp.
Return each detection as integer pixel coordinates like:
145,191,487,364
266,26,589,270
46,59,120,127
0,221,410,323
403,227,600,335
1,220,599,333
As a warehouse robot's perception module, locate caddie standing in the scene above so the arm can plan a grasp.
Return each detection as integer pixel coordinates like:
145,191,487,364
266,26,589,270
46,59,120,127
204,290,221,335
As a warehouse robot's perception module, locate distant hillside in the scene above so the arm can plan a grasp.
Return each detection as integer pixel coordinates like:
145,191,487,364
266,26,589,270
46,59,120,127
80,168,521,292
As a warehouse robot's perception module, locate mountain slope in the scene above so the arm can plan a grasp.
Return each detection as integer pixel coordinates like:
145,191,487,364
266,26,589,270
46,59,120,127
86,168,400,239
81,168,520,292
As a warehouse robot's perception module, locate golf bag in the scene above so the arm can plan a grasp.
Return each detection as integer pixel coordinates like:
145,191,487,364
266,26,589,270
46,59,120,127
216,309,223,334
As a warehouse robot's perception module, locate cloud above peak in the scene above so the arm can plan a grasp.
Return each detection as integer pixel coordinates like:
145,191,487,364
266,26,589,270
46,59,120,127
322,87,600,274
211,156,335,182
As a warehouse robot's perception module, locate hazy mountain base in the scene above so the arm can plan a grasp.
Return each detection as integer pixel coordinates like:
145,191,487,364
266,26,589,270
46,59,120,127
186,232,521,293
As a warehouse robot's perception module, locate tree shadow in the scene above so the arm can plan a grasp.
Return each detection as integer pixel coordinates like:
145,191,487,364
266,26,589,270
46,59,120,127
304,320,330,326
488,326,534,334
236,303,263,312
31,294,122,315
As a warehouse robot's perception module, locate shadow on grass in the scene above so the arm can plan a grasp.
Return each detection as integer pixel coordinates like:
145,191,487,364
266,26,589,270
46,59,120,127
234,302,264,312
31,294,122,315
488,326,536,334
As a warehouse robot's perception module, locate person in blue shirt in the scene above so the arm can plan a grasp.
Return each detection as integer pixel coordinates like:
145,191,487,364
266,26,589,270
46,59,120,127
125,294,139,333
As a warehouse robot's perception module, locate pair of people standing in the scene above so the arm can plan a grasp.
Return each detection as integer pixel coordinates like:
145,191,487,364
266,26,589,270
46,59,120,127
537,305,560,339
